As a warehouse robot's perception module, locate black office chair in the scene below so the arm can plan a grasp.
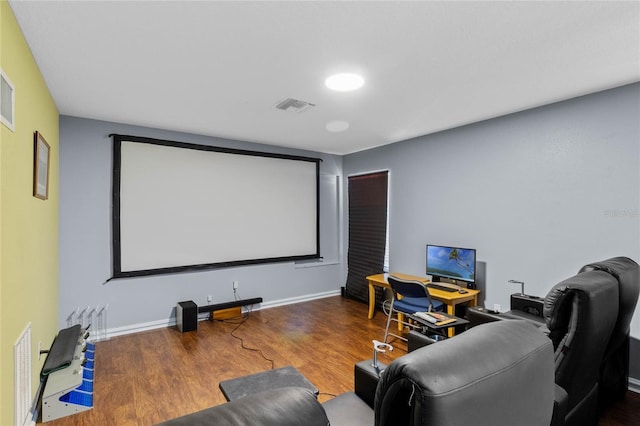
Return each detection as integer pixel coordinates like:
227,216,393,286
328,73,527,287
383,275,444,343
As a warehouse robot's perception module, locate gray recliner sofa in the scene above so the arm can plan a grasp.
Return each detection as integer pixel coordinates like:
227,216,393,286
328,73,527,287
158,320,558,426
578,257,640,406
465,257,639,426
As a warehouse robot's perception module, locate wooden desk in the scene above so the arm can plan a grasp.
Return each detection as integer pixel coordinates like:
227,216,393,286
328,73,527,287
366,273,480,336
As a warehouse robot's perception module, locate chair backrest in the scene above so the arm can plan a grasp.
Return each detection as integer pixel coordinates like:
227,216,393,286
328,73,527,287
387,275,435,308
578,257,639,350
543,270,619,424
374,320,555,426
578,256,639,403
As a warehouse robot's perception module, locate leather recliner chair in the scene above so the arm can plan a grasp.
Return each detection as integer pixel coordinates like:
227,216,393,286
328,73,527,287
578,257,640,405
466,263,625,426
545,270,619,426
157,320,557,426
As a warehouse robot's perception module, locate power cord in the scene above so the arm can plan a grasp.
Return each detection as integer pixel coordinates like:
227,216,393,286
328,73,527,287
223,306,275,370
219,305,336,397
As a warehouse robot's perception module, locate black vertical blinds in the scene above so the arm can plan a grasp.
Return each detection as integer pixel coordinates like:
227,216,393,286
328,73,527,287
345,171,388,305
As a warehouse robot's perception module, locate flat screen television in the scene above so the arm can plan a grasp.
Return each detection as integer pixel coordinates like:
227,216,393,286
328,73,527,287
426,244,476,286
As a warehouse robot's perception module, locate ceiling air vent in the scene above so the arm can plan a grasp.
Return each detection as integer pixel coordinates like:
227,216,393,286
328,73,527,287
274,97,316,113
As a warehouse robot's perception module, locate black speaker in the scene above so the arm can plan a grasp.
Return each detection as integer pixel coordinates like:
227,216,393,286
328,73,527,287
176,300,197,332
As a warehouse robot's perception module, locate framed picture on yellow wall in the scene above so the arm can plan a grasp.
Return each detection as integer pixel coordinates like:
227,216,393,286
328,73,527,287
33,131,50,200
0,69,15,132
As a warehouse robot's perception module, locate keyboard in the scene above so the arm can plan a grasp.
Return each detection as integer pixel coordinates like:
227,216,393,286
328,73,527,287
427,283,460,293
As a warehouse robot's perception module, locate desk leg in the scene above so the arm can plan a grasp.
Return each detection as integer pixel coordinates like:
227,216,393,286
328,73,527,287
445,303,454,316
368,282,375,319
446,303,455,337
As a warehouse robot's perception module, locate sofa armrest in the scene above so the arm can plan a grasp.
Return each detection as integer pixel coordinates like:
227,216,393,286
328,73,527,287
354,360,384,408
156,386,328,426
466,306,504,327
551,384,568,426
407,330,439,352
467,306,547,330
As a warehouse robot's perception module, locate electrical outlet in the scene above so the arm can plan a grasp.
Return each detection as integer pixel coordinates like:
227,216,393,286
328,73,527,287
493,304,501,312
207,295,212,303
233,280,239,290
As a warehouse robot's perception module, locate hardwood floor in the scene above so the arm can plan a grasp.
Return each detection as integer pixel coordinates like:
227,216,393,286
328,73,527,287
598,390,640,426
43,296,640,425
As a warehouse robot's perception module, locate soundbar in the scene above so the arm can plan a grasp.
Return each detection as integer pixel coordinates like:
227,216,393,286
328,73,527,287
198,297,263,314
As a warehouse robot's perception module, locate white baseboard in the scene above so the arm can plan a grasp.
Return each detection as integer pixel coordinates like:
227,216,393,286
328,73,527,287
256,289,340,310
106,318,176,339
629,377,640,394
103,289,342,339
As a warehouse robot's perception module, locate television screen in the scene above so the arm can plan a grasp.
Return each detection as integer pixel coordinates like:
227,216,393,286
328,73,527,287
426,245,476,283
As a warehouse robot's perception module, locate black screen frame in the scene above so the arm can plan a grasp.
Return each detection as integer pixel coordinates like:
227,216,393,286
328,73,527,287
111,134,321,279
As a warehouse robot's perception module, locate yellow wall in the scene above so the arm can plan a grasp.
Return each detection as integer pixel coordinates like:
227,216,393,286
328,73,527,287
1,2,59,424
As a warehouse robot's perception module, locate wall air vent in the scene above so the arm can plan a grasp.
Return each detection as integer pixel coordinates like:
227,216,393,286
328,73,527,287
274,97,316,113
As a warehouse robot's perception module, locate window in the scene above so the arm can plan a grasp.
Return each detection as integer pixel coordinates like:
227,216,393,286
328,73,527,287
344,171,389,304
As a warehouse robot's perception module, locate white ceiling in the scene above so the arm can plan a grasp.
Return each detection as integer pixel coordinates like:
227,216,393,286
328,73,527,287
9,1,640,155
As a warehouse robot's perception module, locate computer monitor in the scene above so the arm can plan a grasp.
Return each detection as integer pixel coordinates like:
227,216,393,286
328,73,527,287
426,244,476,286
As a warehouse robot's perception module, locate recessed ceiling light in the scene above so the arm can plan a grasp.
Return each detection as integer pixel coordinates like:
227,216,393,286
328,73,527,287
326,120,350,133
325,73,364,92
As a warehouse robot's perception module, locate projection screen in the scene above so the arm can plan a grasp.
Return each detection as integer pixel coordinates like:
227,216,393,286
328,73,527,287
111,135,320,278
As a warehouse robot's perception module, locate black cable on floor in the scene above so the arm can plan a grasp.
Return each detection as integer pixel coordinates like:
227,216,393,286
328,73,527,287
222,306,275,370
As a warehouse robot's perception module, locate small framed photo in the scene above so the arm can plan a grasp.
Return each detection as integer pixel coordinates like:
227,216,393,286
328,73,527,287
33,131,50,200
0,69,15,132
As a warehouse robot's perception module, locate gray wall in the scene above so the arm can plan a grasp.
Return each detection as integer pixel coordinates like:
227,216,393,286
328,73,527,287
59,116,344,334
60,83,640,383
343,83,640,340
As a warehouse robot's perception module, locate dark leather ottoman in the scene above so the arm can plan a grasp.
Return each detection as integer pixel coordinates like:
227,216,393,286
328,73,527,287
219,366,318,401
